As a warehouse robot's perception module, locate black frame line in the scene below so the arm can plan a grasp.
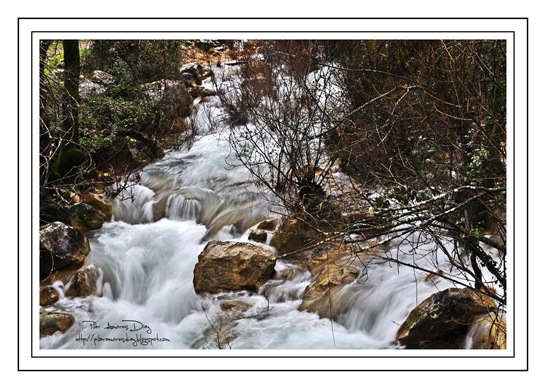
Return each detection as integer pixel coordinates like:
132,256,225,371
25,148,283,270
19,17,527,372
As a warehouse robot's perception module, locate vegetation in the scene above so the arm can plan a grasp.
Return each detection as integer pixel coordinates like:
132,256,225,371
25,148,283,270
213,40,506,307
39,38,507,309
39,40,195,220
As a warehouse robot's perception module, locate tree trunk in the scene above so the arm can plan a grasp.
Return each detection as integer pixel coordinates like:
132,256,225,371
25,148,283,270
62,40,80,144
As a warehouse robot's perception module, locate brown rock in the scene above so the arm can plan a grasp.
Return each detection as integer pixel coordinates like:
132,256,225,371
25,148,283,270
188,85,216,99
40,312,75,337
396,288,498,349
65,265,100,298
219,300,253,314
270,218,321,260
298,262,359,320
40,222,90,280
40,286,60,306
248,229,268,244
193,241,276,294
81,190,113,220
142,80,194,118
69,203,106,232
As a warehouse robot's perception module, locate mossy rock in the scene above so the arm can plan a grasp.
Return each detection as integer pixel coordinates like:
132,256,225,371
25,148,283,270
52,146,87,179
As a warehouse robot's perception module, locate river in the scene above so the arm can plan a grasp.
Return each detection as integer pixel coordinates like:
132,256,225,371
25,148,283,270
40,64,461,350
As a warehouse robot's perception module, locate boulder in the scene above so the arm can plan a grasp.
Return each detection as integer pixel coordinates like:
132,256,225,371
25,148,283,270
79,75,104,96
40,222,90,280
270,218,321,260
80,190,113,220
91,70,116,86
179,61,204,85
40,286,60,306
142,79,193,118
40,312,75,337
298,262,359,320
396,288,498,349
193,241,276,294
68,203,106,232
219,300,253,315
65,265,100,298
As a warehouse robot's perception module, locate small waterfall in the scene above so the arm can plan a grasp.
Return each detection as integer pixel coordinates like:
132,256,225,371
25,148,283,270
166,193,202,222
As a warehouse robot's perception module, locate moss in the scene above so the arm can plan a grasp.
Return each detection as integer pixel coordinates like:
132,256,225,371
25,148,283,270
52,146,87,179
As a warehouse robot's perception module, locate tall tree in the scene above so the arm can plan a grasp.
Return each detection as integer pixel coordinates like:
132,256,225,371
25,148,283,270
62,40,80,143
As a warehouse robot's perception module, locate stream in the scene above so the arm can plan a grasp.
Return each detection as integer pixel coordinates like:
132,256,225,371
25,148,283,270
39,65,459,350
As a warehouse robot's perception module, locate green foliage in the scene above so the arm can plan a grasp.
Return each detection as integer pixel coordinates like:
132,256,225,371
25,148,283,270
41,39,193,189
89,40,183,84
78,40,191,161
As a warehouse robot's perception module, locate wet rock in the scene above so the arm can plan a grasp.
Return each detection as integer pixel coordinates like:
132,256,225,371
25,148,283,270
219,300,253,314
39,197,72,226
270,218,321,260
248,229,268,244
179,62,203,86
40,286,60,306
68,203,106,232
81,190,113,220
303,239,363,275
193,241,276,294
298,262,359,320
65,265,100,298
396,288,498,349
465,313,507,349
40,222,90,281
40,312,75,337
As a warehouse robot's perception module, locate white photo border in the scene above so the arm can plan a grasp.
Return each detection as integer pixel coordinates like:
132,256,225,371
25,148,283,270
18,17,528,371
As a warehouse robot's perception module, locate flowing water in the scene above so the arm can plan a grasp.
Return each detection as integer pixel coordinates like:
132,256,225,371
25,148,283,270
40,65,469,351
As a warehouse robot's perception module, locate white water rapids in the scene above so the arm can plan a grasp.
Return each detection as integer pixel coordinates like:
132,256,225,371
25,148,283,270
39,64,474,351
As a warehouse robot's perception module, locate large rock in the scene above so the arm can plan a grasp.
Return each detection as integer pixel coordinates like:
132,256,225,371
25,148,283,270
79,75,105,96
40,312,75,337
40,286,60,306
179,62,204,86
69,190,112,232
298,262,359,320
91,70,116,86
40,222,90,280
81,190,113,220
193,241,276,294
270,218,321,260
41,190,112,234
396,288,498,349
68,203,106,232
142,79,193,118
65,265,100,298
